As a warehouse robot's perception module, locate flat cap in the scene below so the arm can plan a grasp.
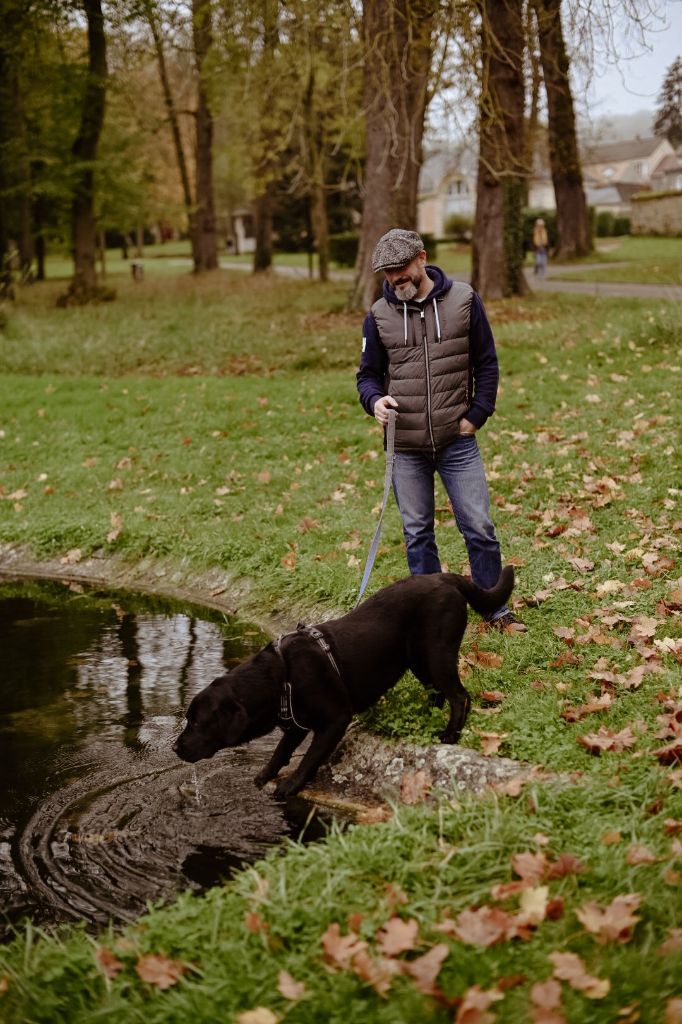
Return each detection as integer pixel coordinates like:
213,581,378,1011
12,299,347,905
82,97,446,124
371,228,425,272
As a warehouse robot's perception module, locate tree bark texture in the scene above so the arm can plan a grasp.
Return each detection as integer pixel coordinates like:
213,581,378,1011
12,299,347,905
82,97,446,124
348,0,437,312
304,56,329,282
253,0,279,274
69,0,107,297
472,0,528,300
532,0,591,258
145,0,195,249
191,0,218,271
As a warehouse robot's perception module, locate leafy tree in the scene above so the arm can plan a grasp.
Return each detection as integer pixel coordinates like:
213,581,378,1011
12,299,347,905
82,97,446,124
653,56,682,148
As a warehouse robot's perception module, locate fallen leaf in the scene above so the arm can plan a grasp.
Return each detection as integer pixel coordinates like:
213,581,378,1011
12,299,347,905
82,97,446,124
256,471,271,484
575,893,641,944
601,830,622,845
277,969,305,1001
400,769,432,805
562,693,613,722
321,923,367,970
518,886,549,925
236,1010,279,1024
660,928,682,955
567,557,594,573
450,906,510,947
96,947,124,979
351,949,399,996
376,916,419,957
625,844,657,865
546,853,586,879
135,953,187,989
480,690,505,704
577,726,637,754
479,732,509,756
530,978,565,1024
665,998,682,1024
244,911,268,933
549,950,609,998
512,851,548,884
455,984,504,1024
297,516,319,533
654,740,682,765
400,942,449,995
60,548,82,565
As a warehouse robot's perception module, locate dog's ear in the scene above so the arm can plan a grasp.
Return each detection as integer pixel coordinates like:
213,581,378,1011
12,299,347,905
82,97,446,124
215,694,248,746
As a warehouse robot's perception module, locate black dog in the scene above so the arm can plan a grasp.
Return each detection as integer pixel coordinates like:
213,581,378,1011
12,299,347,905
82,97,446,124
173,567,514,800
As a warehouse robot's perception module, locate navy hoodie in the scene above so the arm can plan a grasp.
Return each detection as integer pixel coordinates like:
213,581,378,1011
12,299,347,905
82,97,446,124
356,265,499,430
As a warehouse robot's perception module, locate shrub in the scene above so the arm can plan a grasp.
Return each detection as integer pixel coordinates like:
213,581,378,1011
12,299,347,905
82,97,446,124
612,216,631,236
443,213,473,241
329,232,359,267
595,211,615,237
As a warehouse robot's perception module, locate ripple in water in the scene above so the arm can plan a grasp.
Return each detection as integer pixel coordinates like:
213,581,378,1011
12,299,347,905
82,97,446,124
0,579,319,936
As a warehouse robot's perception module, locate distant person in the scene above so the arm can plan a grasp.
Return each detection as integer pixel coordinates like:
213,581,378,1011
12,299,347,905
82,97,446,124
356,228,526,633
533,218,549,277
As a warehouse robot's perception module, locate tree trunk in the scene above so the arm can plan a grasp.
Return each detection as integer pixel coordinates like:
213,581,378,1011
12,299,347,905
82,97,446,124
523,3,542,207
533,0,591,258
472,0,528,299
253,0,278,274
145,0,198,264
348,0,437,312
67,0,107,300
303,53,329,282
192,0,218,271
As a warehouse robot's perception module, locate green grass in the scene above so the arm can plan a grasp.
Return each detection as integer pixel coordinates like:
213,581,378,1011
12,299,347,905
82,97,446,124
0,273,681,1019
551,236,682,285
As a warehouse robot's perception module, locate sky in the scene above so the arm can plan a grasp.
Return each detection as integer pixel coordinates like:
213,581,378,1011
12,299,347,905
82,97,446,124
582,0,682,117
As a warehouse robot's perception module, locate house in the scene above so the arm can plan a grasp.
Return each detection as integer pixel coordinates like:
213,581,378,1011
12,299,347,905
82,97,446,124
417,146,477,237
650,149,682,192
581,136,674,189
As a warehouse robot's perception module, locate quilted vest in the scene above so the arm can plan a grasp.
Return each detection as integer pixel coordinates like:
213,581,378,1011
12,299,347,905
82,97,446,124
371,282,473,452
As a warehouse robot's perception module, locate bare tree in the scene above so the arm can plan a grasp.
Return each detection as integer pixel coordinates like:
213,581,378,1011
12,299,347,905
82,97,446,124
192,0,218,270
64,0,108,301
348,0,438,312
471,0,527,299
532,0,591,258
252,0,278,273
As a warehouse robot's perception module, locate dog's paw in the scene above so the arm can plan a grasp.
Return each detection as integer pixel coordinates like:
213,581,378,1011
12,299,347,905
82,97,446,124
273,776,301,801
439,729,461,745
253,770,271,789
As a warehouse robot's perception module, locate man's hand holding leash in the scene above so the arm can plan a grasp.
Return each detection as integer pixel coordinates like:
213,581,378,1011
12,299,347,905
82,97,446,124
373,394,399,426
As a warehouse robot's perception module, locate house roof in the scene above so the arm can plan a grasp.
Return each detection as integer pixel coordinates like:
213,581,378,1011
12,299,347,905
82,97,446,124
651,152,682,177
583,136,667,165
585,182,648,205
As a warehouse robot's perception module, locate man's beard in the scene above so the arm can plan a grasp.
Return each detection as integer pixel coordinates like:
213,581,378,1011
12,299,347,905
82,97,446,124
393,271,423,302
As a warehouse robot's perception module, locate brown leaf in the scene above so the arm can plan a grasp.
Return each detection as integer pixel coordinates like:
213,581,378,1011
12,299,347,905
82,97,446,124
553,626,575,644
664,819,682,835
455,984,504,1024
625,844,657,865
654,740,682,765
244,911,268,934
375,916,419,957
356,805,392,825
601,830,622,845
666,998,682,1024
256,471,271,484
321,923,367,970
549,950,610,998
518,886,549,926
546,853,587,879
512,851,548,884
297,516,319,533
276,970,305,1001
567,557,594,573
480,690,505,704
530,978,565,1024
577,726,637,754
479,732,509,756
135,953,187,990
562,693,613,722
660,928,682,955
490,880,527,901
236,1010,279,1024
400,769,432,805
400,943,449,995
451,906,511,947
96,947,124,979
575,893,641,944
351,950,399,996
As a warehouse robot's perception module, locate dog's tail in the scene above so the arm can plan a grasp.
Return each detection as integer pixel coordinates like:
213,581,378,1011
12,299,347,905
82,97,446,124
442,565,515,616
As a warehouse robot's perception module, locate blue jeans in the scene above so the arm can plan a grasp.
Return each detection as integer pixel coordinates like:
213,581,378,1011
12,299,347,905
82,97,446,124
391,436,509,620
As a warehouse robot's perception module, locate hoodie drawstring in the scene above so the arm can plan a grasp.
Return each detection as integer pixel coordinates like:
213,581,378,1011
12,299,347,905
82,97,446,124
403,302,408,345
433,298,441,343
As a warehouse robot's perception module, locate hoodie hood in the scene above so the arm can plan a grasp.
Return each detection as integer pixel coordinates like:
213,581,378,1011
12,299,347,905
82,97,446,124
382,264,453,306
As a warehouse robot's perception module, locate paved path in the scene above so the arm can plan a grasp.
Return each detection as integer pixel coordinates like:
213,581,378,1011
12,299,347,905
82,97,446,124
220,260,681,301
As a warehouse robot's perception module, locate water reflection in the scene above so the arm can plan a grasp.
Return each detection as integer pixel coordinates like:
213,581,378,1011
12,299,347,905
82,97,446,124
0,578,317,938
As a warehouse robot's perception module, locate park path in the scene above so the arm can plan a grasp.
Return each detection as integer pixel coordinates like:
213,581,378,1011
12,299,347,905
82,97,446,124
220,259,681,301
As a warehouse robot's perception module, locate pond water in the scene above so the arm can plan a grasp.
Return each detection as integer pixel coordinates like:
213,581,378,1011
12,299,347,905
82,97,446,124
0,577,317,939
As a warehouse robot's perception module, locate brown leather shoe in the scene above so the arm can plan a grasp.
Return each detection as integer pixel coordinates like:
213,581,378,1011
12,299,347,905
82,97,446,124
488,612,528,634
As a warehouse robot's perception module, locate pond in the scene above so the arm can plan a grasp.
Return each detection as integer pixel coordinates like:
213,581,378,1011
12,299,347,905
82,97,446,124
0,577,318,939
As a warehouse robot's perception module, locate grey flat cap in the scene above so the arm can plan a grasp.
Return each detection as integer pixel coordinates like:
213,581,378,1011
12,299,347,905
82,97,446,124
371,228,425,272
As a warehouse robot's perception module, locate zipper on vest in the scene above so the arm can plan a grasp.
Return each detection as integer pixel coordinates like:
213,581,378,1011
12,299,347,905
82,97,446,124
420,308,436,452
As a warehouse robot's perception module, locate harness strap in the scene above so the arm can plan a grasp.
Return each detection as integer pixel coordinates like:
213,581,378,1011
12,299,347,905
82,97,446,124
354,407,397,608
273,624,341,729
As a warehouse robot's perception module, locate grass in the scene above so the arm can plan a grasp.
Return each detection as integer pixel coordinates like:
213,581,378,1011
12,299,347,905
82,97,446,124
0,268,681,1020
550,236,682,285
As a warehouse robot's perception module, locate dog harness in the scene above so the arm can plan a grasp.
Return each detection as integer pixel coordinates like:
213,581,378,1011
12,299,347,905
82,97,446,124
274,623,341,730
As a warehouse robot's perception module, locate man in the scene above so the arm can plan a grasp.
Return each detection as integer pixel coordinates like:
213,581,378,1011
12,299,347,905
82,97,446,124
356,227,526,632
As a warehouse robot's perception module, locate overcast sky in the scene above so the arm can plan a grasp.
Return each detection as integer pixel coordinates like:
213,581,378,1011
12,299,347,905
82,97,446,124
582,1,681,117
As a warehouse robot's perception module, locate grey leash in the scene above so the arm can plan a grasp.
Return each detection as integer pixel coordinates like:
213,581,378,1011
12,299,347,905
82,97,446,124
354,408,397,608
